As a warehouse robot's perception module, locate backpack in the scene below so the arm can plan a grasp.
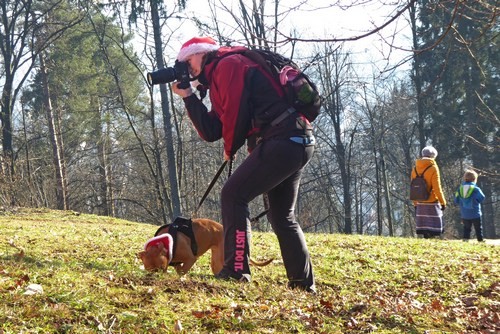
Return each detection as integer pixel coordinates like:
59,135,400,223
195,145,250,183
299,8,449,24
410,165,432,201
214,48,322,122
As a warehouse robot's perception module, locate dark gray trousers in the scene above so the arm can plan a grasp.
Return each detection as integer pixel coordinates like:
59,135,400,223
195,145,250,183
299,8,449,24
220,138,315,289
463,218,483,241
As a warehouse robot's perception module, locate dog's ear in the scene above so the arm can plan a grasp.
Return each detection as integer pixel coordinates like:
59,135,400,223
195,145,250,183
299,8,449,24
137,250,146,260
156,242,169,256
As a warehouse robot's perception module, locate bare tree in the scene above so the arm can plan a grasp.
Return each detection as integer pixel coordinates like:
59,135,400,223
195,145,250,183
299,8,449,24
0,0,83,180
0,0,84,210
39,51,68,210
315,44,358,234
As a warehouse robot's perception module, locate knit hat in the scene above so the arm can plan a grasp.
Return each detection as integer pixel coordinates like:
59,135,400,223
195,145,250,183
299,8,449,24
177,37,220,62
422,146,438,159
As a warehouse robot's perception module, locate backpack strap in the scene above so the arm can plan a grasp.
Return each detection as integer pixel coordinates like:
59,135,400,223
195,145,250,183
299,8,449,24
415,164,432,177
414,164,433,194
154,224,171,237
152,217,199,258
241,50,297,105
209,49,293,101
209,49,290,124
172,217,198,256
422,164,432,176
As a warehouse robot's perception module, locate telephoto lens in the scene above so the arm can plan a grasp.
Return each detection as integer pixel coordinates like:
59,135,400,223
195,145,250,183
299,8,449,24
147,61,191,89
147,68,176,86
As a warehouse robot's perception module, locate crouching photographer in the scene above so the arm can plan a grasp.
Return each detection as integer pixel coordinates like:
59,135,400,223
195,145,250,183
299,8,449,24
162,36,316,293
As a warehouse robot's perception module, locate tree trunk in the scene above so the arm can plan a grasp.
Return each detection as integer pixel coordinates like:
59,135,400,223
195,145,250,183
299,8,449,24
335,123,353,234
374,155,382,235
150,0,181,219
409,2,426,150
380,152,394,236
20,101,35,206
368,115,383,236
96,101,115,216
40,52,68,210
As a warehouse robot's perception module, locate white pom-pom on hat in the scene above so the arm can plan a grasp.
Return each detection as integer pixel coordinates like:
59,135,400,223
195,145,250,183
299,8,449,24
177,36,220,62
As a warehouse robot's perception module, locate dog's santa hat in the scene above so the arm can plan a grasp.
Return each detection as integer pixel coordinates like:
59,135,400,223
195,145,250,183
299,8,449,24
177,36,220,62
144,233,174,264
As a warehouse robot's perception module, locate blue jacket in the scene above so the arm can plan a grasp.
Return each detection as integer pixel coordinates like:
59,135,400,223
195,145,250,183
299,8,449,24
454,182,485,219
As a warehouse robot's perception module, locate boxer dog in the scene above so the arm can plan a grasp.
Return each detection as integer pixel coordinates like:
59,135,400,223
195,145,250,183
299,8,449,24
138,217,272,275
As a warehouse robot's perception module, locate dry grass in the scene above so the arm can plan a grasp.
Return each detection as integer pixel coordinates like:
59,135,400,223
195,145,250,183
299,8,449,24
1,207,499,333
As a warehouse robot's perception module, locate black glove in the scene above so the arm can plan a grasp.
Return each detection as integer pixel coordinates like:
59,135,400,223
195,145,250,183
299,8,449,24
441,205,446,211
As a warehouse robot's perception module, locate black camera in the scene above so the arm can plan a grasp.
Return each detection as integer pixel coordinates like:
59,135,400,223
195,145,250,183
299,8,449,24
147,60,191,89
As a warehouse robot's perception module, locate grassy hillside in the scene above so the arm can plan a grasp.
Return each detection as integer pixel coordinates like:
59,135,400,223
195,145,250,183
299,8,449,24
1,208,498,333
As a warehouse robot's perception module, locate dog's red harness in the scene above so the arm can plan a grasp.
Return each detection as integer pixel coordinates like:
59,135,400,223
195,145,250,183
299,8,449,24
144,233,174,264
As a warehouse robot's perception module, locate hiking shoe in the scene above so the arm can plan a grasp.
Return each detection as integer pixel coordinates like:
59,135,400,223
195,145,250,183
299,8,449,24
215,268,251,283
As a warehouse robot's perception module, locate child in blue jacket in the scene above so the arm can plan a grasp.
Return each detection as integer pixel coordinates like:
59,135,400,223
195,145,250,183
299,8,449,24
454,169,486,242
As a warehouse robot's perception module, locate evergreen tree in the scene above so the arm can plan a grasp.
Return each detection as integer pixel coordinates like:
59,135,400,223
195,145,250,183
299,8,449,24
22,7,146,215
416,0,498,237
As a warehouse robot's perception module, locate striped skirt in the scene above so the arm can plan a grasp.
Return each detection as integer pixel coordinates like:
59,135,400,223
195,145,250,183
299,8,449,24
416,202,444,236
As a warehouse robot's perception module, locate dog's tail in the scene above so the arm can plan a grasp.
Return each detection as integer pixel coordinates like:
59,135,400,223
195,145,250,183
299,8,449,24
249,257,274,267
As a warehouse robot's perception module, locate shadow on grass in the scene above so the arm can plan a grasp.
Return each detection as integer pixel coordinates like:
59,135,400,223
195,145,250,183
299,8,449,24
0,254,64,269
0,254,119,272
369,315,424,334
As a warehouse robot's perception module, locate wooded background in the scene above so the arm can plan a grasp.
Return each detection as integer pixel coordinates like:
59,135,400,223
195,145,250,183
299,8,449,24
0,0,498,239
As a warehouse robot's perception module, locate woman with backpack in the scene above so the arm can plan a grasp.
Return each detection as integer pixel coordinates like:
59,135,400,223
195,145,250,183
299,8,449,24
171,36,318,292
411,146,447,238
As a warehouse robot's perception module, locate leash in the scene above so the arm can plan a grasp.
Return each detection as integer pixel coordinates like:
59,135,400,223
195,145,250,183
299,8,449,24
194,157,268,223
194,158,234,214
250,209,269,223
250,192,270,223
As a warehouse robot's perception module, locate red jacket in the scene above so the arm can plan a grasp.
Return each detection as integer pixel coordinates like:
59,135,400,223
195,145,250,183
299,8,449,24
184,46,305,156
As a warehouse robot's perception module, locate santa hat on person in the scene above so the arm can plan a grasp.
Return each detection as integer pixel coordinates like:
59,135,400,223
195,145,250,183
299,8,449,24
177,37,220,62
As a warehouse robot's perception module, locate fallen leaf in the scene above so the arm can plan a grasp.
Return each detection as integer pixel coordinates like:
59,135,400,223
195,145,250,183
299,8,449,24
14,250,25,259
8,239,26,258
462,296,477,307
320,299,333,310
192,310,211,318
347,316,358,329
15,274,30,288
24,283,43,295
350,304,367,313
430,299,443,311
173,319,183,332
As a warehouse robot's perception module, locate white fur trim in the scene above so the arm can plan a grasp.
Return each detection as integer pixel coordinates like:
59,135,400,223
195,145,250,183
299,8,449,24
177,43,219,61
144,233,174,264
